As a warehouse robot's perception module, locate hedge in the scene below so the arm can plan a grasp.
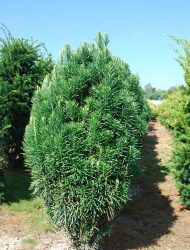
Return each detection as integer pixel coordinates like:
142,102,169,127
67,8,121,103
158,35,190,207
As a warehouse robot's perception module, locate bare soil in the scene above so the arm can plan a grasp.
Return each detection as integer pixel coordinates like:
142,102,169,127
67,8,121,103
0,121,189,250
103,121,190,250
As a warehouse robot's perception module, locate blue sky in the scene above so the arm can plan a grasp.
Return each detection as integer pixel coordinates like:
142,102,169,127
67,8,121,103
1,0,190,89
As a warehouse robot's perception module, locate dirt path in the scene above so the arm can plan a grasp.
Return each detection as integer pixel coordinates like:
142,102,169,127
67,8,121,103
0,121,189,250
103,121,190,250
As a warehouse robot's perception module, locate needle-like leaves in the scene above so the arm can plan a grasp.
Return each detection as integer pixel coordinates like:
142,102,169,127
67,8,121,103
24,33,150,248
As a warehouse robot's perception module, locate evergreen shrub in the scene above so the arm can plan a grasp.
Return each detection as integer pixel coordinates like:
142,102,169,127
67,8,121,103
171,142,190,206
24,33,150,247
149,102,158,120
158,35,190,207
0,27,53,168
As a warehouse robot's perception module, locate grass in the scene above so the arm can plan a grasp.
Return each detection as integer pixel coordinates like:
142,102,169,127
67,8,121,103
22,238,37,245
1,171,57,234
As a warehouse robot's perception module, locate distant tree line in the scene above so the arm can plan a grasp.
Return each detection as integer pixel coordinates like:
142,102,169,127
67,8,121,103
144,83,177,100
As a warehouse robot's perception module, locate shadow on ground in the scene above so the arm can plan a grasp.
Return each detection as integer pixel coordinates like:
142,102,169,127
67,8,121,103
102,122,177,250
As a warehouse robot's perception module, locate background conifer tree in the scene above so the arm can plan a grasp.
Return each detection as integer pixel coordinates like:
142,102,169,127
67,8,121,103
0,26,53,169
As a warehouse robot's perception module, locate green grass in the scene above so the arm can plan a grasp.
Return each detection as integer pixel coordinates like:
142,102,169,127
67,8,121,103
1,171,57,233
22,238,37,245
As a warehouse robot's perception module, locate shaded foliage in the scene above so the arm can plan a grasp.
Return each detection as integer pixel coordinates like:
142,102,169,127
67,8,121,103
0,168,4,203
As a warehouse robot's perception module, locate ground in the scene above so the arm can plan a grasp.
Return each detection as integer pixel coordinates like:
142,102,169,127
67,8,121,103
0,121,189,250
103,121,190,250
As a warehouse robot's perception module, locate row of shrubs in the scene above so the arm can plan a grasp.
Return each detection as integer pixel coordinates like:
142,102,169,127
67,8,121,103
158,36,190,207
148,101,158,120
0,29,150,248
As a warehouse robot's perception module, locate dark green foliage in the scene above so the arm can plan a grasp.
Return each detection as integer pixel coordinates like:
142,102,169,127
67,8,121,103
171,142,190,207
0,26,53,169
158,35,190,207
0,122,11,203
4,171,31,202
0,168,4,203
24,33,149,247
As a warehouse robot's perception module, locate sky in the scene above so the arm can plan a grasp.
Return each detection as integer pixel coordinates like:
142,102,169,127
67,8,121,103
0,0,190,89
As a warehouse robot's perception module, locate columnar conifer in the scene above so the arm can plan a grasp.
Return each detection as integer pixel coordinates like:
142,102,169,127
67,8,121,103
24,33,150,247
